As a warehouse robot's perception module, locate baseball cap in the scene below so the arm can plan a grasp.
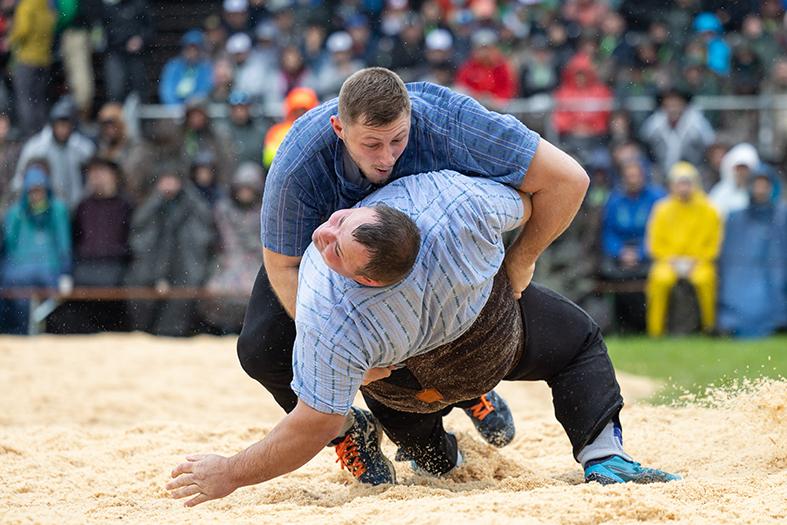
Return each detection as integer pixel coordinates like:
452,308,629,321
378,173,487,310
472,28,498,48
226,32,252,54
181,29,205,48
228,90,251,106
326,31,353,53
223,0,248,13
255,21,277,40
426,29,453,51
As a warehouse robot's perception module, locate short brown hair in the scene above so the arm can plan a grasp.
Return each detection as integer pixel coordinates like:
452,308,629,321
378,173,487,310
352,204,420,285
338,67,411,127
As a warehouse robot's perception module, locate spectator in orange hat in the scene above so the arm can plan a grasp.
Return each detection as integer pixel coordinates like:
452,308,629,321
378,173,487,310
263,88,319,169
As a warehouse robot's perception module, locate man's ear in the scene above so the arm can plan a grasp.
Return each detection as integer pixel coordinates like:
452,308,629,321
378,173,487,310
354,274,386,287
330,115,344,140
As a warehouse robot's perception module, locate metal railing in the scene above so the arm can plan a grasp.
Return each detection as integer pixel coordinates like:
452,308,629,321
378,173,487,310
130,93,787,160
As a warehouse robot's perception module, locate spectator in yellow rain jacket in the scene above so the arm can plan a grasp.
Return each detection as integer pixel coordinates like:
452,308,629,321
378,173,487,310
645,161,722,337
262,87,319,169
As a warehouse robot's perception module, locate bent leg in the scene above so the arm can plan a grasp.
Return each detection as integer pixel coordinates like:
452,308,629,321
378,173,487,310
646,261,678,337
362,391,459,476
237,264,298,413
506,283,624,460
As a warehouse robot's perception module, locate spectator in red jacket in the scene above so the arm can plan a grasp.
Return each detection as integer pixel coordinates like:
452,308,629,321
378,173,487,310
553,52,613,141
455,29,517,107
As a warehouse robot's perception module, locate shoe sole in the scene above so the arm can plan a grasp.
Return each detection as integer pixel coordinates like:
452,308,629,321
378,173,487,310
585,472,678,485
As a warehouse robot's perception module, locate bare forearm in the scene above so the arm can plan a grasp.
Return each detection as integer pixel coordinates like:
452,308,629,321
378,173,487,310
262,248,302,319
228,403,344,488
512,139,589,264
508,181,585,264
266,265,299,318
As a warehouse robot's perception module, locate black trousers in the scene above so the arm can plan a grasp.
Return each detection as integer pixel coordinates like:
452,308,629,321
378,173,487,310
364,283,623,474
238,267,623,473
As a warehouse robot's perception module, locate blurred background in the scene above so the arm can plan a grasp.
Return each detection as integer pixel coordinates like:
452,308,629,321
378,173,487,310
0,0,784,394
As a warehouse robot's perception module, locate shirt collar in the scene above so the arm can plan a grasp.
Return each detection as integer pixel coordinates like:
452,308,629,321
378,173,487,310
333,137,374,196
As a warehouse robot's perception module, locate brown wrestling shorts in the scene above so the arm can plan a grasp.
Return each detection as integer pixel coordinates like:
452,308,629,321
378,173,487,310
361,270,524,413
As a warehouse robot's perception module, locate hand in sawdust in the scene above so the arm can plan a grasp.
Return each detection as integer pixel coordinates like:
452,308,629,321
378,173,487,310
362,366,394,385
167,454,237,507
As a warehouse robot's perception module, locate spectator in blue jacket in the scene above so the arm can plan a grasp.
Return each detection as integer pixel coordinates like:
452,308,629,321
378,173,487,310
159,30,215,106
692,13,731,77
718,164,787,338
599,159,665,332
601,159,666,280
1,161,72,334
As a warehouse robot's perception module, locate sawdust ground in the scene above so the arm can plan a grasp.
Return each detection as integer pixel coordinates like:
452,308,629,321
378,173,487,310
1,334,784,524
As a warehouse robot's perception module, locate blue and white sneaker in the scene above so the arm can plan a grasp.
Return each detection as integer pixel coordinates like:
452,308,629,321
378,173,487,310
584,455,681,485
333,407,396,485
463,390,515,447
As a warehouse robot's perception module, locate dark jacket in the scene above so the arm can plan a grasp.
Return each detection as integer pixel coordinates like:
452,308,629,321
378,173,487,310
101,0,153,53
73,195,132,261
126,183,215,286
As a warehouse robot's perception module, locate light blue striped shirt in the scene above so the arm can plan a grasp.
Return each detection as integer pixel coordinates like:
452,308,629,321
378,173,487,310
291,171,524,414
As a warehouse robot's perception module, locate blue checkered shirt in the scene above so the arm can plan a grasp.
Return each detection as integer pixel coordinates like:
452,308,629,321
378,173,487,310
291,171,524,414
261,81,540,256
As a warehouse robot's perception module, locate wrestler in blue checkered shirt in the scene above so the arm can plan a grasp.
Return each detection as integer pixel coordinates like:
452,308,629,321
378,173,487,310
291,171,525,414
261,81,540,256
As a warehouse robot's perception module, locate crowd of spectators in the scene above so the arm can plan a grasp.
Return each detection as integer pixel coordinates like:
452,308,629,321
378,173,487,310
0,0,786,337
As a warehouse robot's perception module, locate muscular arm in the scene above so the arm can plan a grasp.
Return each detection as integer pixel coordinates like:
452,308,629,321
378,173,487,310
263,248,302,319
506,139,589,295
167,400,345,507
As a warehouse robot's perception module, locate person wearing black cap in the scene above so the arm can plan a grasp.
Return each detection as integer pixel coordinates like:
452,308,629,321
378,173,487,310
159,30,215,106
12,98,95,209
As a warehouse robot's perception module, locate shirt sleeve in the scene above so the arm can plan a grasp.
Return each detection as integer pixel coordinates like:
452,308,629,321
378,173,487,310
291,317,368,415
462,177,525,235
446,92,541,189
260,165,324,257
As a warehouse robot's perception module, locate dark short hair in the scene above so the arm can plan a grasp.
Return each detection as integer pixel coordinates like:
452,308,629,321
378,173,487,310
84,156,121,177
338,67,411,127
352,204,420,285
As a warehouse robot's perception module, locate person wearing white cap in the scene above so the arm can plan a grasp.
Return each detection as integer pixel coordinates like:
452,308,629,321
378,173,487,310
226,32,270,103
304,31,365,99
417,29,456,86
222,0,250,35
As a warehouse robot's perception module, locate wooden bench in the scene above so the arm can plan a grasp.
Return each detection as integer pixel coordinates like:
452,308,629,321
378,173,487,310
0,287,250,335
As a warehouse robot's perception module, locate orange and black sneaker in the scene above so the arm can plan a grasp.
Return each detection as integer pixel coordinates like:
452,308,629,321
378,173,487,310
462,390,515,447
333,407,396,485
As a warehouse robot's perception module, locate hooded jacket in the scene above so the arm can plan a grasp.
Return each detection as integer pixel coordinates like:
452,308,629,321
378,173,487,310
553,53,613,136
718,165,787,337
647,184,722,264
12,126,96,209
2,168,72,276
708,143,760,217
